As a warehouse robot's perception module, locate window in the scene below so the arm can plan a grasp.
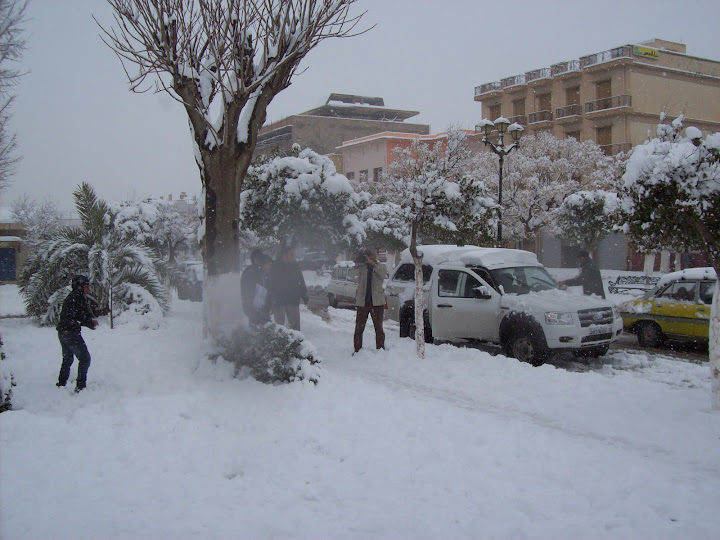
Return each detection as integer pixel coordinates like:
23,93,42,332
512,99,525,117
699,282,716,305
373,167,383,182
565,86,580,106
346,172,355,181
658,281,697,302
566,131,581,141
437,270,482,298
537,93,551,111
391,263,433,283
359,170,368,182
596,126,612,146
489,104,501,120
596,79,611,99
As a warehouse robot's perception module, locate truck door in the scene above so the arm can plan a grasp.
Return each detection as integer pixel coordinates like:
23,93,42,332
431,267,500,341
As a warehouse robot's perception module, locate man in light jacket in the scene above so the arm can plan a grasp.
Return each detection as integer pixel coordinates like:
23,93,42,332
351,248,387,353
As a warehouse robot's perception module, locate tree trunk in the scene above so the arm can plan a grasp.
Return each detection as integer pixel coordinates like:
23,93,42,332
409,222,425,359
203,154,241,276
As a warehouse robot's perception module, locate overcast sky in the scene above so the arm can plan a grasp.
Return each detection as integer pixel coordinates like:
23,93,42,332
3,0,720,213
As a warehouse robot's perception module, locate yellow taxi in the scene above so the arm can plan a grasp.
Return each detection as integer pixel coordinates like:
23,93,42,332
619,267,717,347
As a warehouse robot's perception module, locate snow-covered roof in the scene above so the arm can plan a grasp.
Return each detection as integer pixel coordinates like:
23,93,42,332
399,245,539,270
657,267,717,288
0,236,22,242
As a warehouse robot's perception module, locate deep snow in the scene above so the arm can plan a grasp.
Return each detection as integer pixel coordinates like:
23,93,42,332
1,278,719,539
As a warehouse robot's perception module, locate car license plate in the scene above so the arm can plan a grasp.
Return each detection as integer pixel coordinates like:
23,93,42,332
589,325,611,335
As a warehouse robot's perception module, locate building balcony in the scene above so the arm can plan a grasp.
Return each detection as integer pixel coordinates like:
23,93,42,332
551,59,581,77
555,104,583,119
585,95,632,114
475,81,502,97
528,110,553,124
501,74,527,89
526,67,552,85
509,115,527,126
580,45,633,68
600,143,632,156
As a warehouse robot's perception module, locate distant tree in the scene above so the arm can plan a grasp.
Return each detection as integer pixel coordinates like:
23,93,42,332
620,114,720,407
474,132,619,249
239,146,366,255
10,194,64,250
20,183,168,328
382,129,494,358
554,190,620,253
0,0,28,191
97,0,368,287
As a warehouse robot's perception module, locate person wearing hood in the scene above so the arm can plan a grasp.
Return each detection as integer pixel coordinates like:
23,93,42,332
558,250,606,299
55,275,98,392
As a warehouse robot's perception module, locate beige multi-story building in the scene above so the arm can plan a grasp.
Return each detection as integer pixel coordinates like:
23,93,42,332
255,93,430,170
474,38,720,155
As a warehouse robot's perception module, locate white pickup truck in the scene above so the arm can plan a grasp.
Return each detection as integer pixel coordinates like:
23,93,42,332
386,245,623,366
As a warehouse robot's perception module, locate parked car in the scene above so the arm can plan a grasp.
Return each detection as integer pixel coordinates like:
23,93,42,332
298,251,335,271
618,267,717,347
326,261,358,308
386,245,623,366
174,260,204,301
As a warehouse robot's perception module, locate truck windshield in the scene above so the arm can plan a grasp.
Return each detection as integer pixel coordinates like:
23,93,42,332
489,266,557,295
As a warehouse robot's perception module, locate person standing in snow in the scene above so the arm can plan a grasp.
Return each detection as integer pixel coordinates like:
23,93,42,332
558,250,606,298
241,249,271,325
55,275,98,392
351,248,387,353
268,246,308,331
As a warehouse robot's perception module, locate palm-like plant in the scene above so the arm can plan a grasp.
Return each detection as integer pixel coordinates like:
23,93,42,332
20,183,168,327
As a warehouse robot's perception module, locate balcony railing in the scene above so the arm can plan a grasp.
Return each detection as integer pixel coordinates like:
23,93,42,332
525,67,552,83
501,74,526,88
600,143,632,156
555,104,583,119
585,95,632,113
581,45,633,68
509,115,527,126
551,59,581,76
528,110,553,124
475,81,502,96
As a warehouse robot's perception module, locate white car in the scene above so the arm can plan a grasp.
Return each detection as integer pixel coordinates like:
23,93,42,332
387,245,623,365
326,261,358,308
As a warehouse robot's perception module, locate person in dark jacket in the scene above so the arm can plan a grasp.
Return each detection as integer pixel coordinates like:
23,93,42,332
268,247,308,331
351,248,387,353
241,249,271,326
558,250,606,298
56,275,98,392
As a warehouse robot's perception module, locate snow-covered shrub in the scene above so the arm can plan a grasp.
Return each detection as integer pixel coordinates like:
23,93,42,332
0,335,14,413
554,190,620,252
213,323,321,385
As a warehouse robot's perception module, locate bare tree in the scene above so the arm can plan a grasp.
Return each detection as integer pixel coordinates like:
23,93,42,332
0,0,28,191
97,0,368,278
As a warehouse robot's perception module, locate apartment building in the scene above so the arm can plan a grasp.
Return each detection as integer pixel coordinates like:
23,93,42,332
474,39,720,155
255,93,430,170
339,130,478,185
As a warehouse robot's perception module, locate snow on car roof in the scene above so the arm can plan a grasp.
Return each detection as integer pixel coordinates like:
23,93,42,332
398,245,539,270
657,267,717,288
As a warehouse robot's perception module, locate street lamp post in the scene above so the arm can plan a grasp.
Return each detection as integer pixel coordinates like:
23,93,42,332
475,117,523,247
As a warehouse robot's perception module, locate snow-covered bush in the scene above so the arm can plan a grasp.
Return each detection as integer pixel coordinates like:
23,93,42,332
213,323,321,385
554,190,620,252
19,183,168,327
0,335,14,413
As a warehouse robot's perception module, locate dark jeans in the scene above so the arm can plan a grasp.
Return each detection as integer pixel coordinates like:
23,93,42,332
354,303,385,352
57,331,91,389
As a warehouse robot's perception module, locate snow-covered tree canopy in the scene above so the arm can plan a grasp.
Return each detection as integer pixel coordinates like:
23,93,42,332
383,129,495,249
474,132,620,245
239,146,367,254
621,115,720,265
10,193,63,249
554,190,620,252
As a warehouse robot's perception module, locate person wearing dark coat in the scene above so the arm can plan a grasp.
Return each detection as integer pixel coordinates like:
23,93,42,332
56,275,98,392
558,250,606,299
241,249,271,325
268,247,308,331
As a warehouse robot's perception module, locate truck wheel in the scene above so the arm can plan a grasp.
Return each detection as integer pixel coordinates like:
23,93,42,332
506,331,546,367
328,293,338,308
422,311,434,343
636,322,664,348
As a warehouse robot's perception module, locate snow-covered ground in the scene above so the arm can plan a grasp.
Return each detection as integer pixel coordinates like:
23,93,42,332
2,279,719,539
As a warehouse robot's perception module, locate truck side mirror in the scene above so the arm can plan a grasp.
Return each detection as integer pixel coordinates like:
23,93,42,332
473,286,493,300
